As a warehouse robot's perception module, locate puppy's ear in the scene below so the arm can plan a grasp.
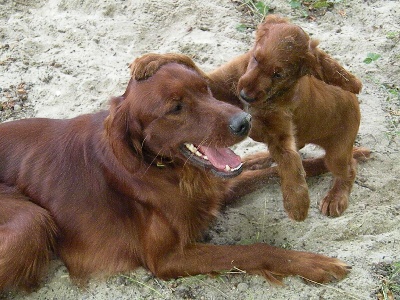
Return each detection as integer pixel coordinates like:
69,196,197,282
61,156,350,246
303,39,362,94
256,15,288,41
262,14,288,25
104,82,143,171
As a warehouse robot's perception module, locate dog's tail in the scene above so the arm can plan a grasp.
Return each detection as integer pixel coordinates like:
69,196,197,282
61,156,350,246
351,146,371,162
0,185,58,292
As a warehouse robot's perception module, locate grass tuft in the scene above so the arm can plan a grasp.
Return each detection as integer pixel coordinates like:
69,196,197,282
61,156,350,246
374,261,400,300
289,0,344,18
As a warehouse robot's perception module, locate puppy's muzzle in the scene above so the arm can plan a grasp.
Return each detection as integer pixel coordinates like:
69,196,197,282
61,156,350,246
229,112,252,136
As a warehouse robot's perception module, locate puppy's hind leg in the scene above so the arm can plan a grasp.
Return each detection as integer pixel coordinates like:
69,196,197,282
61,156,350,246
319,146,357,217
0,185,57,292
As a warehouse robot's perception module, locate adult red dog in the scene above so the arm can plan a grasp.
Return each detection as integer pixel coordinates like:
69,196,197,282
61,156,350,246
0,62,349,292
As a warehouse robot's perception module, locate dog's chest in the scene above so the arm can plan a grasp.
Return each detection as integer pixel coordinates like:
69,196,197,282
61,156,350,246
146,167,224,237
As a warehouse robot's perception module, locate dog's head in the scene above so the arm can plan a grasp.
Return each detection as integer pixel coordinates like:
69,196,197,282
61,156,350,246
238,15,362,104
105,62,251,178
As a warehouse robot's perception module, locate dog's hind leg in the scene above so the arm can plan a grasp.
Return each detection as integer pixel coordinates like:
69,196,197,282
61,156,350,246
0,184,57,292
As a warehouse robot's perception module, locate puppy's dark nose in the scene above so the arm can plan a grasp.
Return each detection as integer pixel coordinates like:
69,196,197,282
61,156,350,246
239,90,256,103
229,112,252,136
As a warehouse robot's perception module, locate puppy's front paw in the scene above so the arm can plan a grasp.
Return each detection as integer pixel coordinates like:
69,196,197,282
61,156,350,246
283,186,310,221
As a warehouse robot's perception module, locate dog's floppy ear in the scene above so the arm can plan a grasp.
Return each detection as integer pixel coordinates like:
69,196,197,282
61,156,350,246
104,80,143,171
129,53,208,81
302,39,362,94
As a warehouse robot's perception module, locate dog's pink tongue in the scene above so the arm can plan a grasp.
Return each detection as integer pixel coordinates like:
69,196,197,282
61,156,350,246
199,146,241,171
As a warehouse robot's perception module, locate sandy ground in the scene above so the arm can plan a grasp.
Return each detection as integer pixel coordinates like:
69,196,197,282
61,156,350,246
1,0,399,299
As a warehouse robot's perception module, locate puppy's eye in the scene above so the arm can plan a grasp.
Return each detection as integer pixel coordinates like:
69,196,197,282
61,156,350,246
170,102,183,114
272,72,283,79
253,55,258,63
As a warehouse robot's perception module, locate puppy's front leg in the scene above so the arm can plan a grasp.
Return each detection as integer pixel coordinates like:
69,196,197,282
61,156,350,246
265,133,310,221
250,114,310,221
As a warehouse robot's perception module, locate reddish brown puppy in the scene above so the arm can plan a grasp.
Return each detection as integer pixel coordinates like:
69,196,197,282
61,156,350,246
131,15,369,221
0,62,350,292
236,15,364,221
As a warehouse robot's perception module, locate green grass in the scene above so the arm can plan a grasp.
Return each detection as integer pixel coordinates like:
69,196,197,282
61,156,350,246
377,261,400,300
381,82,400,141
386,31,400,43
242,0,271,19
235,0,345,29
235,0,272,30
365,69,399,142
364,52,382,64
290,0,343,8
289,0,344,18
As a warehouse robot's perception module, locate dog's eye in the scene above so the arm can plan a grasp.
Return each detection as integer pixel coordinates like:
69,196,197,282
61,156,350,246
170,102,183,114
272,72,283,79
253,55,258,63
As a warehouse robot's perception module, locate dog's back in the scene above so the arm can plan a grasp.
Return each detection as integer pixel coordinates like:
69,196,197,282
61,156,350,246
292,76,361,149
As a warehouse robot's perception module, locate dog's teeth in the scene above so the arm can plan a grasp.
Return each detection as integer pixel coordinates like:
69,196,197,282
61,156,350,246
185,143,209,159
185,143,197,153
225,165,231,171
231,163,243,171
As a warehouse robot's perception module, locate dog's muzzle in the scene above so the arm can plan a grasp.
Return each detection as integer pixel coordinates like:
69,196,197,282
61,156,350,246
229,112,252,136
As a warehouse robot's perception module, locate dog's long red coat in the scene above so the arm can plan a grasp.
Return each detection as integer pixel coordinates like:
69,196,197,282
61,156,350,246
0,63,349,292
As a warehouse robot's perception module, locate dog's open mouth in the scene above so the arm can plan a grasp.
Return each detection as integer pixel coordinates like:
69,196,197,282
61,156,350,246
180,143,243,178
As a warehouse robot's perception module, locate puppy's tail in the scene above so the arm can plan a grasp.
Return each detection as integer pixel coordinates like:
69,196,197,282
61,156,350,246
0,186,57,292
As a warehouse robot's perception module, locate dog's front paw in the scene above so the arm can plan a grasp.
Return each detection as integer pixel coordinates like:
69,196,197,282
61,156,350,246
283,186,310,221
295,253,351,283
242,151,274,171
319,192,349,217
256,250,351,284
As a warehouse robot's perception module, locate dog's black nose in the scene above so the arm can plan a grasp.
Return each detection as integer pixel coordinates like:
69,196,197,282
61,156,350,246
239,90,256,103
229,112,252,136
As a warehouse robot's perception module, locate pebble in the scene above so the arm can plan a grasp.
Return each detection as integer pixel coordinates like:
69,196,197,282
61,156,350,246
13,104,22,111
237,282,248,292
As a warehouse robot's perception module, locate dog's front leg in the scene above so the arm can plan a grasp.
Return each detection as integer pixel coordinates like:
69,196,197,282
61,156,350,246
145,242,350,285
140,208,350,283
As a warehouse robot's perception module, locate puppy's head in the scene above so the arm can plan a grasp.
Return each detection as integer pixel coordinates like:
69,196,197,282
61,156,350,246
238,15,313,104
105,62,251,177
238,15,362,104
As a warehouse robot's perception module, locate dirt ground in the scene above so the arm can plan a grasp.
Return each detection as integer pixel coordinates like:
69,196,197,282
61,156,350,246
0,0,399,299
